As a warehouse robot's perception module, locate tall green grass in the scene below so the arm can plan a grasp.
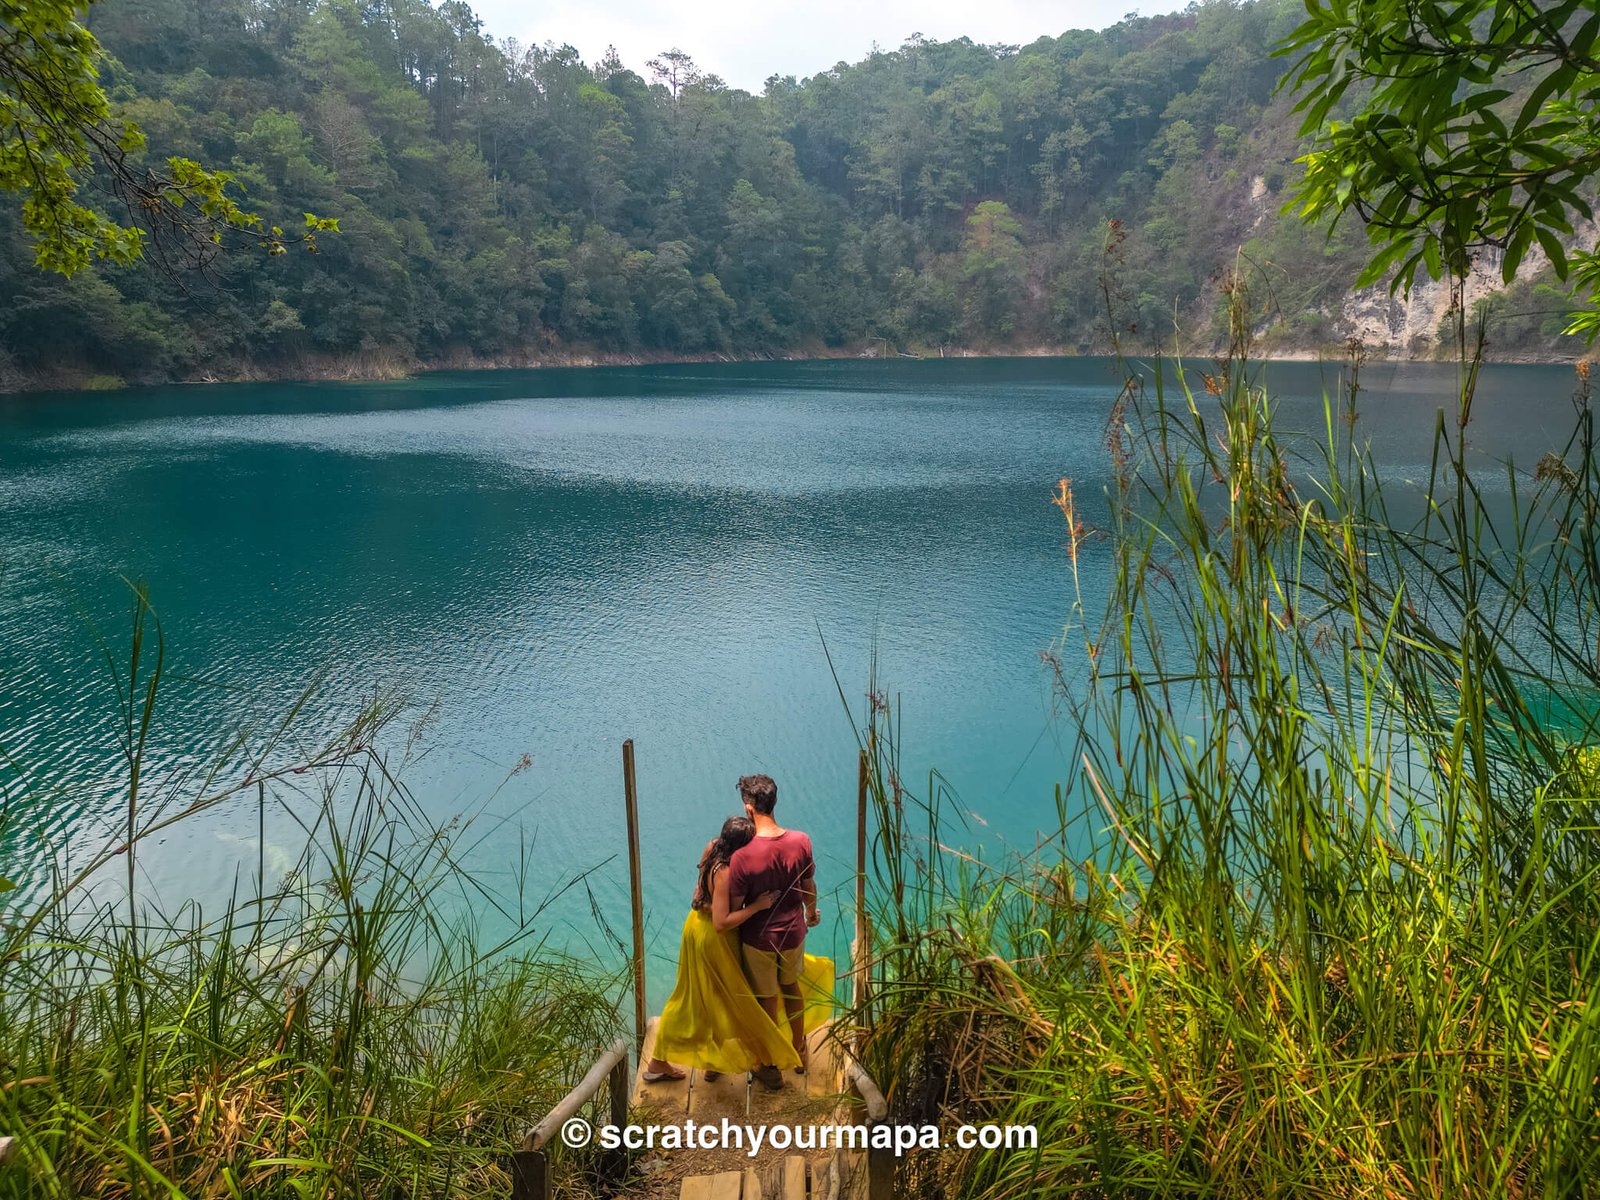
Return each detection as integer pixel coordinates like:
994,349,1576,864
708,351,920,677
0,591,625,1199
853,284,1600,1198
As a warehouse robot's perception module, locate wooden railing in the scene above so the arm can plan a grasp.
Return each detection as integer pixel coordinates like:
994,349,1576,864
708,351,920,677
0,1136,15,1166
509,1038,629,1200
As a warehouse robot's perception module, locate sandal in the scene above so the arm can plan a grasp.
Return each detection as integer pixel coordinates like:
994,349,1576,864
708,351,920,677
642,1066,687,1083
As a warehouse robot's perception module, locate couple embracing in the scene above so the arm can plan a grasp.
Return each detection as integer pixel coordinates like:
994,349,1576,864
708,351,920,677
643,773,831,1091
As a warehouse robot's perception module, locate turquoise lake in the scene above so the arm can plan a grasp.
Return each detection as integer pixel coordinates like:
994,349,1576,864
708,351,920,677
0,356,1584,1000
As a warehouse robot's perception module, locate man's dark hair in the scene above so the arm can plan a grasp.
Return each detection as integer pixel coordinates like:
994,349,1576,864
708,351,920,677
739,774,778,816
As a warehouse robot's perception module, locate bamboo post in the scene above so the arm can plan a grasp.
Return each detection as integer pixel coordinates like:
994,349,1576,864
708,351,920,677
623,739,647,1057
851,746,887,1198
608,1054,628,1130
852,749,873,1016
866,1141,895,1200
509,1149,549,1200
604,1052,629,1177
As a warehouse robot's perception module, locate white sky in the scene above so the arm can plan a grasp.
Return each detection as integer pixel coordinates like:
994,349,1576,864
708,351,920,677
472,1,1170,92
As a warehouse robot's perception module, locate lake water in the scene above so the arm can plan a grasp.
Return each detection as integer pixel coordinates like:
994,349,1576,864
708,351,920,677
0,356,1585,1000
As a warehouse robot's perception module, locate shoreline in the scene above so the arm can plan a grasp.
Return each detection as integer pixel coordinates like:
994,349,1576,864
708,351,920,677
2,339,1590,397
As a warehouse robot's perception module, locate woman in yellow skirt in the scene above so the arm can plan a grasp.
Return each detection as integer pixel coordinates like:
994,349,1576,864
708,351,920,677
644,816,833,1082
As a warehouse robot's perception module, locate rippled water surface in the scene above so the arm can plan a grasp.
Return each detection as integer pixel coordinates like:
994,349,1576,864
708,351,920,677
0,357,1583,996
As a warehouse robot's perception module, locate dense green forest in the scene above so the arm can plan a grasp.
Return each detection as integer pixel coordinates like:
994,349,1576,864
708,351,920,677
0,0,1584,390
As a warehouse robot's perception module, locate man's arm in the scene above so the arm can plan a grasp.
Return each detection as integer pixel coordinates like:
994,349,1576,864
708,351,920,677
800,840,819,927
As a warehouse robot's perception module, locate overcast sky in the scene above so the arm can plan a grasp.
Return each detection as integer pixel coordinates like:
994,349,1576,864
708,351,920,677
470,1,1172,92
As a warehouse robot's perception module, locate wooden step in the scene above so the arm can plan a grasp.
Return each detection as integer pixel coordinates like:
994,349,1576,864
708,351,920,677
678,1162,785,1200
636,1017,848,1113
780,1154,807,1200
684,1170,737,1200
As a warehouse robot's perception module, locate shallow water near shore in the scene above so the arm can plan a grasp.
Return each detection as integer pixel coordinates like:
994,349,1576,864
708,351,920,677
0,355,1584,1003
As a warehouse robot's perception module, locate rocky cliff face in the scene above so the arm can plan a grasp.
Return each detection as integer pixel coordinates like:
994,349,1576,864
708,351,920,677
1339,266,1505,355
1244,174,1593,359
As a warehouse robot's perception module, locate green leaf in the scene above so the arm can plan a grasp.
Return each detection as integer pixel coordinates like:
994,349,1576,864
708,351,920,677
1423,236,1442,279
1535,226,1569,277
1514,69,1568,136
1502,227,1530,283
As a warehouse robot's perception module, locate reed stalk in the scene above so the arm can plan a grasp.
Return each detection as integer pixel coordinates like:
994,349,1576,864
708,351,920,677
0,593,625,1200
850,277,1600,1198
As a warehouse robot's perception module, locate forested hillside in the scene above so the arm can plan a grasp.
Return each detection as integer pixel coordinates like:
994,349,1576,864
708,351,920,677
0,0,1584,390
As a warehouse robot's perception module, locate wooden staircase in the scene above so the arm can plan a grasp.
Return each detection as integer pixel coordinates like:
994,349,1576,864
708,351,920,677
510,741,889,1200
629,1018,883,1200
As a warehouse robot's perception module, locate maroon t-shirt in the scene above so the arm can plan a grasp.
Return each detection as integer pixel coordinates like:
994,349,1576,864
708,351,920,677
727,829,814,951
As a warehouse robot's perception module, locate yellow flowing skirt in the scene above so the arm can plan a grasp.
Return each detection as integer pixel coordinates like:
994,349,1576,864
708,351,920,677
653,909,834,1074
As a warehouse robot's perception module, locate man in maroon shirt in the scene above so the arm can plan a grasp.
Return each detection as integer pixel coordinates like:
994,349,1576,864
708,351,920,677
726,773,819,1090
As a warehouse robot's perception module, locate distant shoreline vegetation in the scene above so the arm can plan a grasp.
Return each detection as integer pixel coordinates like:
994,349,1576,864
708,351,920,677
5,339,1591,397
1,0,1588,396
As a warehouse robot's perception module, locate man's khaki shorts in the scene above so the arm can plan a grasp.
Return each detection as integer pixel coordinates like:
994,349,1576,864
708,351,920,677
742,942,803,998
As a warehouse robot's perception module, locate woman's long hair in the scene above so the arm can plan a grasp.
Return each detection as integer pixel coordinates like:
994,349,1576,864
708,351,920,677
693,815,755,910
